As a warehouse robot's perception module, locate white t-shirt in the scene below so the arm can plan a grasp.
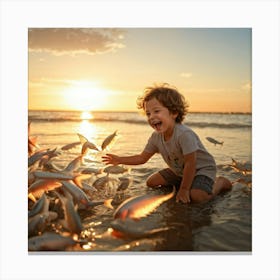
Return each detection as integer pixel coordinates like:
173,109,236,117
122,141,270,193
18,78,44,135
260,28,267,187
144,123,217,181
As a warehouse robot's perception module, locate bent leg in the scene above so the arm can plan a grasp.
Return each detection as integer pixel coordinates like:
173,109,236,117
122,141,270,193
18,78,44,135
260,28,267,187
146,172,167,188
212,176,232,196
190,189,213,203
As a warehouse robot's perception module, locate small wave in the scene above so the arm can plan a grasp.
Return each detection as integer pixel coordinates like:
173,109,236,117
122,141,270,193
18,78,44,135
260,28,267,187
28,116,251,129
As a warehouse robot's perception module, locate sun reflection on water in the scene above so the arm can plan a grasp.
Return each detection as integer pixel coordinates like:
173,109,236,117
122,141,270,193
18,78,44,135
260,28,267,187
78,111,99,140
80,111,94,120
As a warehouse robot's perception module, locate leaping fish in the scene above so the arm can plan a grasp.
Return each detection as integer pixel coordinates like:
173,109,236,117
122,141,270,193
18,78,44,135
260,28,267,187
101,130,118,151
77,133,100,155
206,137,224,146
60,141,81,151
113,186,176,220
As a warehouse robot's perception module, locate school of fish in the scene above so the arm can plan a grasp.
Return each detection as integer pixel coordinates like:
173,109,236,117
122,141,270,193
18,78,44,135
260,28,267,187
28,124,176,251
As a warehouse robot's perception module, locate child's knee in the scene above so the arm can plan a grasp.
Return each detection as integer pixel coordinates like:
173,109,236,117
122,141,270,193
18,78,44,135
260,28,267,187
146,176,158,188
146,173,166,188
216,176,233,190
190,189,212,203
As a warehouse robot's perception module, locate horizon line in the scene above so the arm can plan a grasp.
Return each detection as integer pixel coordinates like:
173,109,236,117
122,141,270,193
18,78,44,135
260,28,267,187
28,108,252,114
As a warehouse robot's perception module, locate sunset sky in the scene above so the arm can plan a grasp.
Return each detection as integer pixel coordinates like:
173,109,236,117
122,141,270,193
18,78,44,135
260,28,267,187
28,28,251,113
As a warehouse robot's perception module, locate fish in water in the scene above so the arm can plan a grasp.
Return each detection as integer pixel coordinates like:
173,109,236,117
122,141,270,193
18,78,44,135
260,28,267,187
28,193,49,218
28,232,77,251
54,190,83,234
113,186,176,220
28,211,58,237
103,165,130,175
28,179,62,199
110,218,172,239
230,158,252,175
206,137,224,146
101,130,118,151
61,180,113,209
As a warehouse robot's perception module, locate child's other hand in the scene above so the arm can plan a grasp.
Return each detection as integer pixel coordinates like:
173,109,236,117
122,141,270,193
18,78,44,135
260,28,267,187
176,188,191,204
102,153,120,165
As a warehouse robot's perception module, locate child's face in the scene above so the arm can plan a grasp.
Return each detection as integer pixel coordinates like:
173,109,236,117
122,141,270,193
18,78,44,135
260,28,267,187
144,98,178,135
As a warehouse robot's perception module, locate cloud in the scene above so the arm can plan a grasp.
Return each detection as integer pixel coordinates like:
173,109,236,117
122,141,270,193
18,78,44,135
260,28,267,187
28,28,125,55
180,72,192,78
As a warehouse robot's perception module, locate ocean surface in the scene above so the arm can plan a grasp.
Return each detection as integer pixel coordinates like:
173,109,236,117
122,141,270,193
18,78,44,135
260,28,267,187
28,110,252,252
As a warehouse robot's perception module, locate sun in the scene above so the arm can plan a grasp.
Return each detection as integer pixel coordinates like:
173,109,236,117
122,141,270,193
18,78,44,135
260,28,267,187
80,111,93,120
62,80,112,111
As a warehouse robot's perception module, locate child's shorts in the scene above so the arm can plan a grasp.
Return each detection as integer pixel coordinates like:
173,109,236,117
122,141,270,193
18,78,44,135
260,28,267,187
158,168,214,194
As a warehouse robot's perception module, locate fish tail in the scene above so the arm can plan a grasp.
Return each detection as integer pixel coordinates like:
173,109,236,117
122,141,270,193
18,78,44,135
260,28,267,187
73,174,91,188
28,193,37,202
104,198,114,209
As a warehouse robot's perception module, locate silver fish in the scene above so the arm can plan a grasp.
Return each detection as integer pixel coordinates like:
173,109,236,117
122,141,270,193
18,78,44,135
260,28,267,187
110,218,172,239
206,137,224,146
28,179,62,199
113,186,176,220
101,130,118,151
103,165,130,175
33,171,77,180
28,149,53,167
28,232,76,251
54,190,83,234
61,141,81,151
61,180,111,209
230,158,252,175
77,133,100,154
28,193,49,218
28,211,58,237
117,177,133,192
63,155,84,173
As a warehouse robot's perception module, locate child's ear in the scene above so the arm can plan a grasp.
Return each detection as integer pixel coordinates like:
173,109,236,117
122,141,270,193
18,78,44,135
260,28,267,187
172,112,179,120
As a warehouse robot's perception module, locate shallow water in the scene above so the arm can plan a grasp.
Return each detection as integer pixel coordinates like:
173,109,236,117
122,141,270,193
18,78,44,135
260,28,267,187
28,111,252,252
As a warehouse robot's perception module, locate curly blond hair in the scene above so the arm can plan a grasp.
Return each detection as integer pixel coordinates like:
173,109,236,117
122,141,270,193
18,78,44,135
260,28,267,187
137,83,189,123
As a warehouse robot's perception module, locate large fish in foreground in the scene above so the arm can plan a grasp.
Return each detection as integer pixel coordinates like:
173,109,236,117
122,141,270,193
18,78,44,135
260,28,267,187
110,218,172,239
113,186,176,220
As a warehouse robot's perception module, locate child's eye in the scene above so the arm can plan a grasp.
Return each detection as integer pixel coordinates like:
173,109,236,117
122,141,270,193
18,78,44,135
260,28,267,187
146,112,150,117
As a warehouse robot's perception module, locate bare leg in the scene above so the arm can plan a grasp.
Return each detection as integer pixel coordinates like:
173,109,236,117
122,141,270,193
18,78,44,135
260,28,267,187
146,172,167,188
189,176,233,203
212,176,232,196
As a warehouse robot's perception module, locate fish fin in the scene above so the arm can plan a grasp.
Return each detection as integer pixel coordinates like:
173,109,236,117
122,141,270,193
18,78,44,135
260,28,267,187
28,193,37,203
104,198,114,209
77,133,88,144
73,174,92,188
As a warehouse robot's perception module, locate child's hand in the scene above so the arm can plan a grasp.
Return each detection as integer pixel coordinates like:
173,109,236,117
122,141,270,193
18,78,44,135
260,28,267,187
102,153,120,165
176,188,191,204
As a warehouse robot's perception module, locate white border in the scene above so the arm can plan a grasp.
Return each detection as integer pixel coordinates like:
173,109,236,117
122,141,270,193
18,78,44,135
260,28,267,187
1,1,279,279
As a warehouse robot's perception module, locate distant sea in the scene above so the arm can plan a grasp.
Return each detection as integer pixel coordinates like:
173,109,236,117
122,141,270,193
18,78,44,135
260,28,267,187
28,110,252,251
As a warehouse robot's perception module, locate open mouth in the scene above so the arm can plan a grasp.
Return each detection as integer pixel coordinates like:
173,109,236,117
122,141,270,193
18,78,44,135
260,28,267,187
152,121,162,130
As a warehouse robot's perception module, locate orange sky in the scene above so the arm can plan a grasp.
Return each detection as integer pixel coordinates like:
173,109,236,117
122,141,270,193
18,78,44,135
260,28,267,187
28,28,252,113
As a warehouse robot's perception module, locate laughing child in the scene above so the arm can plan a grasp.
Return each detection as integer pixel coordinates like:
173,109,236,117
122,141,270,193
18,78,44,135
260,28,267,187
102,84,232,204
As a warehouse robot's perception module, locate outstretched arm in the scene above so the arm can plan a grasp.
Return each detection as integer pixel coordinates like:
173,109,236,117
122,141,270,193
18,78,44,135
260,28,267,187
102,151,154,166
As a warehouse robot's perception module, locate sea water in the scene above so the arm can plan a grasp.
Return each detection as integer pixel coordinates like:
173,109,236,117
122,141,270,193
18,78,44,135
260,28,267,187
28,110,252,252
